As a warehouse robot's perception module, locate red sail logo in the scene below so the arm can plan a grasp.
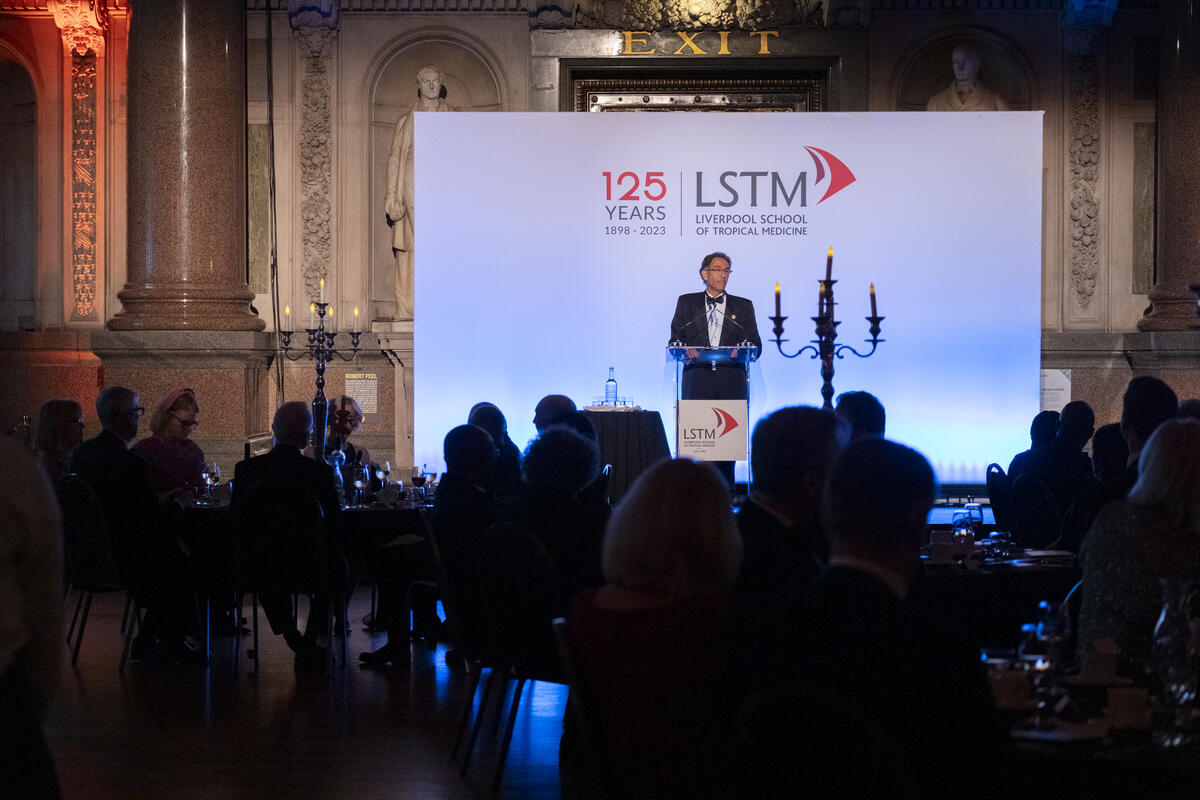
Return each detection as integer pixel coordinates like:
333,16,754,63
712,408,740,438
804,146,857,204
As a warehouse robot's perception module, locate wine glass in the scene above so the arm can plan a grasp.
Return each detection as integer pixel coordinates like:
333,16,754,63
197,466,210,505
1031,600,1070,728
351,463,369,507
425,469,438,494
204,461,220,503
411,465,427,502
383,460,392,485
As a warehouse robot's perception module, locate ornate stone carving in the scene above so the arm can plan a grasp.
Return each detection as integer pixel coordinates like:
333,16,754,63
293,23,336,302
70,53,98,320
572,0,816,28
1067,52,1100,309
49,0,108,57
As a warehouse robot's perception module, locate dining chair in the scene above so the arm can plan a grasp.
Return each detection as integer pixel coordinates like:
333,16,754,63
58,473,143,670
232,478,347,675
425,513,509,771
551,617,616,800
1010,473,1063,549
985,462,1014,532
470,522,565,796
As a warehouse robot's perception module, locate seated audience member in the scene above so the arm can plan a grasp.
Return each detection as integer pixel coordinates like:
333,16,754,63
499,425,607,609
233,401,345,672
315,395,373,488
0,436,64,797
1077,418,1200,666
467,402,522,493
1007,409,1060,478
834,390,885,442
1082,377,1178,536
132,387,206,497
1008,400,1096,513
35,399,85,487
1090,422,1129,485
533,394,576,432
769,439,1003,791
362,423,498,667
70,386,198,662
1177,398,1200,420
733,406,848,603
569,458,742,799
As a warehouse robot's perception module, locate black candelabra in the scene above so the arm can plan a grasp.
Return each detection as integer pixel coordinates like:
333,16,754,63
770,255,885,410
279,302,362,457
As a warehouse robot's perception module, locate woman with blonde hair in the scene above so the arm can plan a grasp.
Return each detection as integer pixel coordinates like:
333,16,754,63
132,387,206,497
35,399,85,486
1077,418,1200,664
568,458,742,798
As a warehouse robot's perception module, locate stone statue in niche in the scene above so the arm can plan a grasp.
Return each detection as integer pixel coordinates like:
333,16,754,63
925,45,1010,112
386,64,458,319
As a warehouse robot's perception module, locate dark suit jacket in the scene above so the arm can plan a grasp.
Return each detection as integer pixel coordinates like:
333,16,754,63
69,429,165,591
669,291,762,401
780,566,1005,789
732,498,825,604
232,444,343,558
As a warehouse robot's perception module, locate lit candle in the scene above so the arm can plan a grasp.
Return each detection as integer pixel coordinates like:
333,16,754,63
869,283,878,317
353,306,360,332
284,304,291,329
818,281,825,315
309,302,315,329
774,283,781,318
825,246,833,283
319,277,325,303
328,305,335,332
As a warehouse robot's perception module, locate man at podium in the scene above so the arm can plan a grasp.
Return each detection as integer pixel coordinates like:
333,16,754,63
669,252,763,485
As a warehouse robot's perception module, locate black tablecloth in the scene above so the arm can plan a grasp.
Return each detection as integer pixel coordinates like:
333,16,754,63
584,409,671,504
912,560,1081,648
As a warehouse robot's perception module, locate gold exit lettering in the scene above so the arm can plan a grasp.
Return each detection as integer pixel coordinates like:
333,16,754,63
620,30,780,56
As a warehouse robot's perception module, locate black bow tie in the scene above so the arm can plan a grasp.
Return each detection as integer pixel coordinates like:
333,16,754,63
706,294,725,307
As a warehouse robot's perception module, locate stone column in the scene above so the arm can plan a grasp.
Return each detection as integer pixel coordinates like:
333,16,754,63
110,0,263,331
1139,0,1200,330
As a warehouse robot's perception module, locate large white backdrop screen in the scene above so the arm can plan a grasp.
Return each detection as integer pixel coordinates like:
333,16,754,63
415,112,1043,484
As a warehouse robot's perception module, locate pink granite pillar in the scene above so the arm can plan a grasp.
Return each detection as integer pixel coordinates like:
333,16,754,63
110,0,263,331
1139,0,1200,330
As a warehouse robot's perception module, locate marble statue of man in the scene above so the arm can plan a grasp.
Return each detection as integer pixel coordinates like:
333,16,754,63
925,45,1010,112
385,64,457,319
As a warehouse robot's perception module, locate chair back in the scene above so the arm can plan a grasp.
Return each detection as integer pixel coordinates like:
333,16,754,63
478,522,563,679
985,462,1014,532
58,473,122,591
427,510,494,661
1010,473,1063,549
234,478,326,594
552,617,616,797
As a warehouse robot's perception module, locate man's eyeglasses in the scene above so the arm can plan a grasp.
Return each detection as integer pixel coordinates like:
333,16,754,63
704,267,732,275
169,411,199,429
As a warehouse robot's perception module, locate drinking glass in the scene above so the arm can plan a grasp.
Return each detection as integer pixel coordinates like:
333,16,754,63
411,465,427,502
352,463,369,507
204,461,220,503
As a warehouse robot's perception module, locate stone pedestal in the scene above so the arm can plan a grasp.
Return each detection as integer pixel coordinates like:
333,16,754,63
90,331,276,473
1139,0,1200,330
111,0,263,331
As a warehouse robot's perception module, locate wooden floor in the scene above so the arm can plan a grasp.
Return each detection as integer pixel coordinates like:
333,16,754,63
45,592,567,799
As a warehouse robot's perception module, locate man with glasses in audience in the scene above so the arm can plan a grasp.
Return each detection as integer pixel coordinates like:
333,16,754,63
70,386,199,663
669,252,763,487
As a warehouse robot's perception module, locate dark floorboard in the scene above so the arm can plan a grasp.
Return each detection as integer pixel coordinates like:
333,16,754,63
45,592,566,799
